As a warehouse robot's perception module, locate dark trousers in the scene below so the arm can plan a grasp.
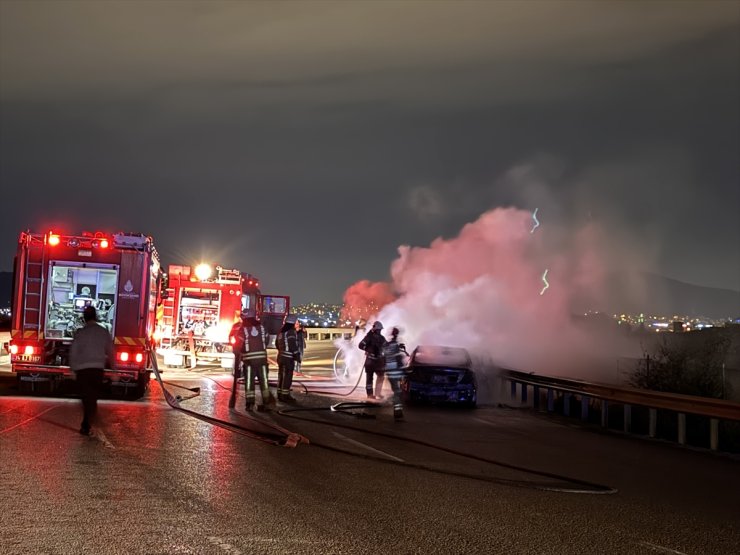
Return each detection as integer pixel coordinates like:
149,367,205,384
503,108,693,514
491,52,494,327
364,357,384,397
277,355,295,398
243,356,270,406
77,368,103,429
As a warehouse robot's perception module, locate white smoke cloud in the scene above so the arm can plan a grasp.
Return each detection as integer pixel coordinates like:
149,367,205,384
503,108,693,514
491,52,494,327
337,196,645,399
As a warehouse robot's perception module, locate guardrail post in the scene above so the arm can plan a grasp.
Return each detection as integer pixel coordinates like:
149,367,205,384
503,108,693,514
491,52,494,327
580,395,589,421
563,393,571,417
649,408,657,438
710,418,718,451
678,413,686,445
623,404,632,433
510,380,517,400
533,385,540,410
600,400,608,427
547,389,554,412
521,383,528,404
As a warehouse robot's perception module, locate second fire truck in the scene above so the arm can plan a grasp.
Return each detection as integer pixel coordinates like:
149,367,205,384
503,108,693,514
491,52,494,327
156,263,289,368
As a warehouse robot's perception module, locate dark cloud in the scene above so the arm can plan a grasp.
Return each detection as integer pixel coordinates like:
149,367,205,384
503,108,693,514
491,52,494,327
1,0,738,302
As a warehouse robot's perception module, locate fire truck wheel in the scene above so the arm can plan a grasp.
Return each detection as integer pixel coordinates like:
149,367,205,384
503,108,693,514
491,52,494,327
127,375,147,399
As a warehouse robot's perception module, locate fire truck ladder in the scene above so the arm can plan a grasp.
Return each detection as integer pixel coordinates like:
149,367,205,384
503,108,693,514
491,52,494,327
160,287,176,348
22,240,46,333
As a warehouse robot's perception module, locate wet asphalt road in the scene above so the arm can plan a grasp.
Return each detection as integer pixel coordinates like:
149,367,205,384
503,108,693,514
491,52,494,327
1,346,739,555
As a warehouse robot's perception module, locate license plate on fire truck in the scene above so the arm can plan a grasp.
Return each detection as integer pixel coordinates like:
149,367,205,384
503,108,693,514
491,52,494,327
17,355,41,363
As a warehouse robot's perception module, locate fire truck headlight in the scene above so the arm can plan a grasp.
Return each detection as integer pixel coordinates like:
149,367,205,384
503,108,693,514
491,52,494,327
135,353,144,363
99,239,109,249
48,234,60,246
9,344,19,355
119,351,130,362
24,345,35,355
194,263,212,281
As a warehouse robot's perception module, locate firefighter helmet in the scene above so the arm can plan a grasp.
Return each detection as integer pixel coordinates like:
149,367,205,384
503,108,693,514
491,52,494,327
372,321,383,330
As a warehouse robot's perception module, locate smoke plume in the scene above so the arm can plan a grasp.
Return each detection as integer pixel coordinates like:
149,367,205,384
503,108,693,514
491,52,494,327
337,202,643,393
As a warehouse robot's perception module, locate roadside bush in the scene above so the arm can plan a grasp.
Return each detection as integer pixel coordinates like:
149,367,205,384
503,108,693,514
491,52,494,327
630,330,732,399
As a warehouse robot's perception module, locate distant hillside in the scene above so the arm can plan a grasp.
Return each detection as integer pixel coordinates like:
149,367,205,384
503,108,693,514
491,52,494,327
583,272,740,319
0,271,11,308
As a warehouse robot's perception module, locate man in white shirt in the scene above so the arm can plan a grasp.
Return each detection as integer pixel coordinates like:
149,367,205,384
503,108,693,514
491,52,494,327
69,306,114,436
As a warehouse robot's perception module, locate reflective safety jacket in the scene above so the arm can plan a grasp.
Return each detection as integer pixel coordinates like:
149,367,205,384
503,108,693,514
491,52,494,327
384,339,408,378
235,319,268,360
276,328,301,362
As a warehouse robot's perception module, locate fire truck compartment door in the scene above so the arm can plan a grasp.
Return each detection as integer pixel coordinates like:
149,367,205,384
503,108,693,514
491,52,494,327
45,262,119,340
116,252,145,339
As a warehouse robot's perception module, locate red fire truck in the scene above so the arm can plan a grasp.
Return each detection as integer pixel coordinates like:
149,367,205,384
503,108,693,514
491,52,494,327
9,230,161,397
157,263,289,368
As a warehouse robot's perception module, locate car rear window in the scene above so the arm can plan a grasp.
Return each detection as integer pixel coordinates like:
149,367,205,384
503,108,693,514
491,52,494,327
413,346,471,368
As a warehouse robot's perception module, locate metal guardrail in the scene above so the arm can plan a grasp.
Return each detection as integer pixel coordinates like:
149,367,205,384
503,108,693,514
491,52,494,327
502,369,740,451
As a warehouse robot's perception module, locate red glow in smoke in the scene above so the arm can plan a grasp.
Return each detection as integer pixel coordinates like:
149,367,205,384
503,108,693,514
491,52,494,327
340,280,395,324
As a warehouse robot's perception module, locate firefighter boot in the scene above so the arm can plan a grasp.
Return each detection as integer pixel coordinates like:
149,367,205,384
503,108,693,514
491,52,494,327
267,391,277,408
394,407,404,421
257,392,277,412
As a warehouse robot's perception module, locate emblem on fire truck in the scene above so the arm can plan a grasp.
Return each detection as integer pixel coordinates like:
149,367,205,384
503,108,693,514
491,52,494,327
120,279,139,300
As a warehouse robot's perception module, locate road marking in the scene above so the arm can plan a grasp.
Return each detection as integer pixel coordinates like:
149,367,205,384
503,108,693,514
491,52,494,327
472,417,498,427
94,429,116,449
207,536,243,554
0,405,60,435
249,537,330,546
637,541,687,554
332,432,405,462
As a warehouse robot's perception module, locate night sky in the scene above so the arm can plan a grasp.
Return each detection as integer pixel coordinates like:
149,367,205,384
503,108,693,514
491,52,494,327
1,1,738,304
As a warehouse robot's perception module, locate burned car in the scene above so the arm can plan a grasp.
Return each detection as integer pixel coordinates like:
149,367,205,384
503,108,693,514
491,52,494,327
400,345,477,408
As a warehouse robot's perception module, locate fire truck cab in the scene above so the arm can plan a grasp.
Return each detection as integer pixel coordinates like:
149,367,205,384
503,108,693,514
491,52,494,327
9,230,161,397
157,263,289,368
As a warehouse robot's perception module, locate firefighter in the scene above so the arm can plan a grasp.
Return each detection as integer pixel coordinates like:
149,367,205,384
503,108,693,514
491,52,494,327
276,314,301,402
237,308,276,411
359,321,387,400
385,327,409,420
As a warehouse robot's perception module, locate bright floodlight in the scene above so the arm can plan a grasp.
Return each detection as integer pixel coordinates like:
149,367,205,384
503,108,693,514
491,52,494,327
194,263,212,281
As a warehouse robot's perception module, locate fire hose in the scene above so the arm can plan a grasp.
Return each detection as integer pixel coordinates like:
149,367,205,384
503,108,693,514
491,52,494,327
149,347,616,494
148,347,307,448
